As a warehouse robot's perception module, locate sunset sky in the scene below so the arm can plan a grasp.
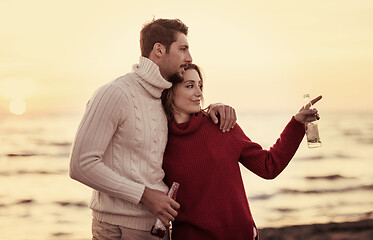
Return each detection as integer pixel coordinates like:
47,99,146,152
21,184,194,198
1,0,372,116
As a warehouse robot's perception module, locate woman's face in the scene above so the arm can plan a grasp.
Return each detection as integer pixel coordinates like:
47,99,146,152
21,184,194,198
173,69,203,123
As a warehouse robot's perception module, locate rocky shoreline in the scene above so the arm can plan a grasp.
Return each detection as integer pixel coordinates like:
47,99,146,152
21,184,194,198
258,219,373,240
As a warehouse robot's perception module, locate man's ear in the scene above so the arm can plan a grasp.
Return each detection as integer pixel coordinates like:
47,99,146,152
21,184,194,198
153,43,166,57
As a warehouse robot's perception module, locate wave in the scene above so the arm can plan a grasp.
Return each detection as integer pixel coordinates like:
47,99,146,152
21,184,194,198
54,201,87,208
280,184,373,195
274,208,296,213
305,174,352,181
250,193,274,200
356,137,373,144
0,199,87,208
0,199,34,209
250,184,373,201
297,153,356,161
296,155,324,161
0,170,67,176
0,171,10,176
6,153,38,157
14,199,35,205
5,151,70,158
51,232,71,237
343,129,362,136
32,139,72,147
334,153,352,159
49,142,71,147
16,170,67,175
342,129,373,144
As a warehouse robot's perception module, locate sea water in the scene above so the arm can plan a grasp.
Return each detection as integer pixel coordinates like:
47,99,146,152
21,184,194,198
0,112,372,240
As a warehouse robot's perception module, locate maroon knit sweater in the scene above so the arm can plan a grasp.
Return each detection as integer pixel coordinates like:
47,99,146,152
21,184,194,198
163,113,305,240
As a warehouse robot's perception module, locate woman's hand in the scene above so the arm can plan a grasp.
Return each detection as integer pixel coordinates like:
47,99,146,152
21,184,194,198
294,95,322,124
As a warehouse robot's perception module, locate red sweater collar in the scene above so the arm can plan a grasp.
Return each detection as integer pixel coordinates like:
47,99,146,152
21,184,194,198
169,112,205,136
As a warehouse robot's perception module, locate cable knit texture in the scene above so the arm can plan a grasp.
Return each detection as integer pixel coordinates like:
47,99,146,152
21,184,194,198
69,57,172,231
163,113,305,240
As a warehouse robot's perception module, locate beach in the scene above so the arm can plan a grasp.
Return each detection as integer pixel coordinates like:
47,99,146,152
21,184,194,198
1,112,372,240
259,219,373,240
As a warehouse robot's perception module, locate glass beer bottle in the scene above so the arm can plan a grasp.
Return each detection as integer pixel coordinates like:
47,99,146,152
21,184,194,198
150,182,180,238
303,94,322,148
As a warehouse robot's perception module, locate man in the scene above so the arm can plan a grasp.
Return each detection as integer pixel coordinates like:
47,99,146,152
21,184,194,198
69,18,236,240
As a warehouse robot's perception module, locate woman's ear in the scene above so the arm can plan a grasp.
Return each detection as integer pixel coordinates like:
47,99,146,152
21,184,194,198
153,43,166,57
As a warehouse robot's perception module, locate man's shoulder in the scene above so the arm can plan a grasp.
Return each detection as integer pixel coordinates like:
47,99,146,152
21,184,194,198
100,72,140,94
112,72,138,87
89,72,145,104
90,74,133,99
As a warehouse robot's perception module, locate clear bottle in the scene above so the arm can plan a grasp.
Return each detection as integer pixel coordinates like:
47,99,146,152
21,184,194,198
303,94,322,148
150,182,180,238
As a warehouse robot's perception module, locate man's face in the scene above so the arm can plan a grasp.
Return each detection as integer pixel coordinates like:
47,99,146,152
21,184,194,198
160,33,193,82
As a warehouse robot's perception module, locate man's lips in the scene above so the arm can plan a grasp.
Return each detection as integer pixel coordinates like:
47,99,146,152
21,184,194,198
181,64,189,70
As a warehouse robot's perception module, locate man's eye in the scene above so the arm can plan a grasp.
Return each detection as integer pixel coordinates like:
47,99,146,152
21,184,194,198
186,85,193,88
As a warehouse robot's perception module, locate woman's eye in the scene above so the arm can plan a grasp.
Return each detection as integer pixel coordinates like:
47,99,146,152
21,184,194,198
186,85,193,88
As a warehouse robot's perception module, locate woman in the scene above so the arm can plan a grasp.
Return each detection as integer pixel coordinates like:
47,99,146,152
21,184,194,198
161,64,321,240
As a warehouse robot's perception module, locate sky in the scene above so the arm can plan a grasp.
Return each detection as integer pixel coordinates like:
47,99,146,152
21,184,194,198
1,0,373,116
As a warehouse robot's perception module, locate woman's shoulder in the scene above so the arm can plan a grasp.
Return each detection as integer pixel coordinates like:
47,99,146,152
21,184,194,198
200,113,246,136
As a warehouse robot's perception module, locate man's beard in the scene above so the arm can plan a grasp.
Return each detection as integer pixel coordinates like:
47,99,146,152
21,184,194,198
168,72,183,85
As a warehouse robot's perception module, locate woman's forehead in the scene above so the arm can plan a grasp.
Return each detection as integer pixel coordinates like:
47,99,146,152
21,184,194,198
183,69,200,80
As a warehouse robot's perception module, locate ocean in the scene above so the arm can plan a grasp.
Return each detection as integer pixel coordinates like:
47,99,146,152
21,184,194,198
1,111,372,240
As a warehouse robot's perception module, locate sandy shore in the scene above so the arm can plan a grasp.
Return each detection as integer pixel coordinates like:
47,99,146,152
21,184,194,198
258,219,373,240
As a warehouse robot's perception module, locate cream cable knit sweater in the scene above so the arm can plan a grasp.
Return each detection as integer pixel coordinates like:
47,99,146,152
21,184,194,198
70,57,172,231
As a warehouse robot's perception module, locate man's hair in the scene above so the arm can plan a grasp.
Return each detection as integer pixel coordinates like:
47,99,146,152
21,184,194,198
140,18,189,58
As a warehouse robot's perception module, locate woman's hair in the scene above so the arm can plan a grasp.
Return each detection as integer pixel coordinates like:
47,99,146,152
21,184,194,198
140,18,189,58
161,64,205,121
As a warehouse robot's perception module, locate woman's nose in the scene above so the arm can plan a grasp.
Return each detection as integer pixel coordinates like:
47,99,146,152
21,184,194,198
195,88,202,97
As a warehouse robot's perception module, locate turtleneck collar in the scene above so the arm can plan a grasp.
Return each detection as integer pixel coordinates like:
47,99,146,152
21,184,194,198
133,56,172,98
169,112,205,136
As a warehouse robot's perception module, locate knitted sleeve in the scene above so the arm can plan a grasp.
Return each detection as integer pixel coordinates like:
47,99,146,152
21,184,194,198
69,83,145,204
230,117,305,179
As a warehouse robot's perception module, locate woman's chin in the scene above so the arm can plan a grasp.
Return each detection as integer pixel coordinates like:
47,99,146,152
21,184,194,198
191,107,201,114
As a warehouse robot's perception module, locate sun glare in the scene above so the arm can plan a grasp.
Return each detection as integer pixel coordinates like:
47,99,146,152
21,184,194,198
9,99,27,115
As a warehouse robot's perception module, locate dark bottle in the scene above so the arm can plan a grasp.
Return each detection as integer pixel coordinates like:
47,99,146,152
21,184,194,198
150,182,180,238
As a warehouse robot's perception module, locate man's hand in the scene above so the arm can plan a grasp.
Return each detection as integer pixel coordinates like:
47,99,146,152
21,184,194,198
140,187,180,227
208,103,237,132
294,95,322,124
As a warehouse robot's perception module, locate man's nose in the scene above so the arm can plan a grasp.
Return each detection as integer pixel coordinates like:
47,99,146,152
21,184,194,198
186,51,193,63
